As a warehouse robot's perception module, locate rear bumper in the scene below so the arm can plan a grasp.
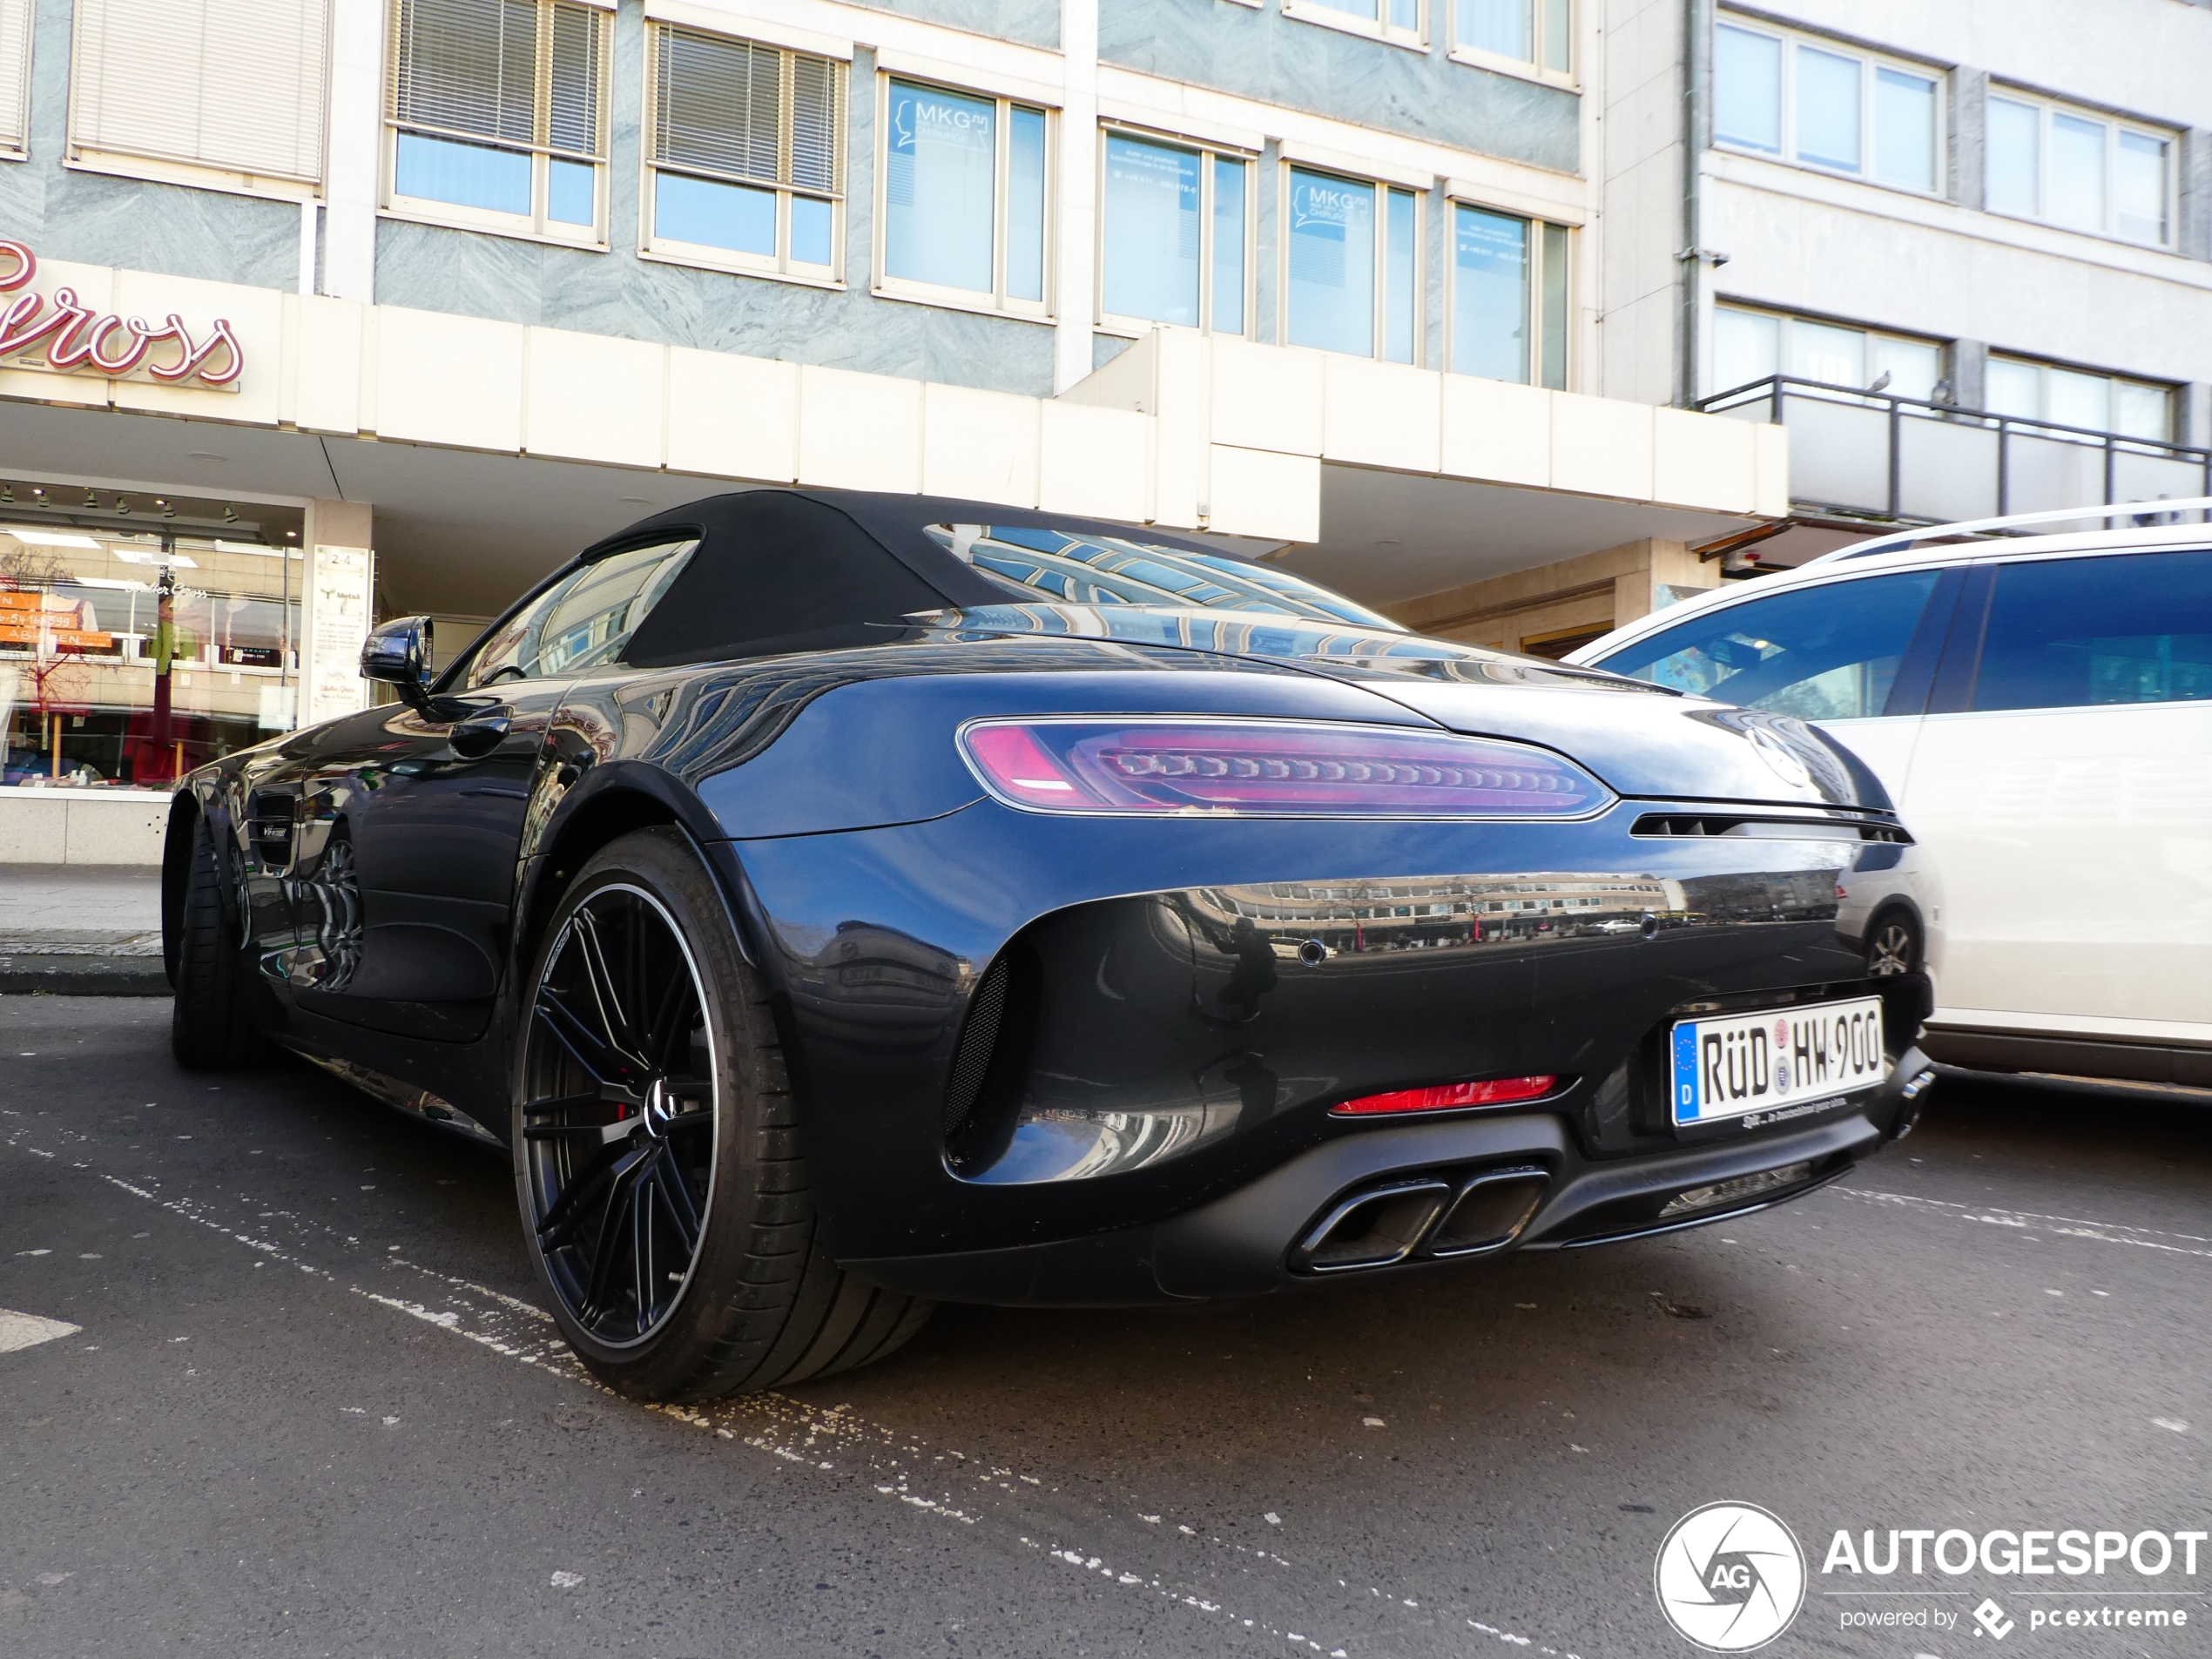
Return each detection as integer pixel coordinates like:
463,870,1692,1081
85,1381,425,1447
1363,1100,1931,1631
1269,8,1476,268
840,1046,1931,1306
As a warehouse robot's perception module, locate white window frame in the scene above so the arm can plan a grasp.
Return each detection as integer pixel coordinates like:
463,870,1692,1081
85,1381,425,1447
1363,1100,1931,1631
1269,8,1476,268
1277,163,1425,364
1280,0,1427,57
873,72,1055,323
1712,14,1946,199
1,0,32,162
1095,124,1255,340
381,0,611,250
639,23,846,288
1983,87,2176,251
1710,302,1948,403
1985,353,2175,443
67,0,331,203
1447,0,1574,90
1446,199,1571,390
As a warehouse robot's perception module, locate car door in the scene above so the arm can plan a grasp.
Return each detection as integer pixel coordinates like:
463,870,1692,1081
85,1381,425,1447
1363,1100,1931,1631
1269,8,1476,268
1899,548,2212,1035
1581,564,1962,799
283,537,699,1047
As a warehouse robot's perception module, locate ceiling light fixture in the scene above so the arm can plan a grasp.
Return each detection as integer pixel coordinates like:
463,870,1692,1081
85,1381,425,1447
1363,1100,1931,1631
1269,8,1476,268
83,489,98,508
2,527,102,548
222,504,239,523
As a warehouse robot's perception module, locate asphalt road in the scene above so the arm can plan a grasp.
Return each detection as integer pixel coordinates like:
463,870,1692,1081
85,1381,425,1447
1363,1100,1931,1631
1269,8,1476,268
4,995,2209,1659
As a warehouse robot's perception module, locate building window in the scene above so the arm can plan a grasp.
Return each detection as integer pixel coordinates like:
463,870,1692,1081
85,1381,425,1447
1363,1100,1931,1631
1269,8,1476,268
1097,130,1250,335
644,26,843,280
1986,91,2171,247
1453,0,1570,77
1284,167,1420,363
69,0,330,198
880,78,1050,315
1,0,30,160
1713,17,1941,195
1451,204,1568,388
387,0,609,244
1712,305,1943,401
1286,0,1425,51
1986,356,2172,442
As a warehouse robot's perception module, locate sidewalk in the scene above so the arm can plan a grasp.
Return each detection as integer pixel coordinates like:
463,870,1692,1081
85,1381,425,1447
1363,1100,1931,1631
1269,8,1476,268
0,865,169,995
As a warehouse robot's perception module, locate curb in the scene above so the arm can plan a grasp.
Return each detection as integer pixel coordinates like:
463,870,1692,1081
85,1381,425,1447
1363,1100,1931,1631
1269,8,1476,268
0,954,172,997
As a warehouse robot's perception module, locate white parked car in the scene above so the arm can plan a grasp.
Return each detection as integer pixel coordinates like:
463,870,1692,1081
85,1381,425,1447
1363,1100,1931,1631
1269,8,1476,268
1568,502,2212,1090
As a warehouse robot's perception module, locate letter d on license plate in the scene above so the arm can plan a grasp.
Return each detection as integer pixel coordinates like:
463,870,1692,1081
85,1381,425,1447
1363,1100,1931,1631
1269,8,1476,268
1669,996,1886,1126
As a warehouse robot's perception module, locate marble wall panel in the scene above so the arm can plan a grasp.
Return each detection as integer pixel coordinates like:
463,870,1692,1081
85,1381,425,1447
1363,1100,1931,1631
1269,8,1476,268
1098,0,1580,175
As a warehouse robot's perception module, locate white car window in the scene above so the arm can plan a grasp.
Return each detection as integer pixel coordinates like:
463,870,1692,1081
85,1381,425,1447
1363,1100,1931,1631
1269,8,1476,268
1973,550,2212,711
1591,570,1942,718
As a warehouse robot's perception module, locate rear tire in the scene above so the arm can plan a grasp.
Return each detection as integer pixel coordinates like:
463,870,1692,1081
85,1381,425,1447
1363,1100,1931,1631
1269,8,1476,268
169,813,264,1070
514,827,932,1401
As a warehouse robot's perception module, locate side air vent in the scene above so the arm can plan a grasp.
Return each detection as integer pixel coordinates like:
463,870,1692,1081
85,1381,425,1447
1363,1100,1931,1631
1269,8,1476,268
942,942,1041,1175
1630,813,1911,844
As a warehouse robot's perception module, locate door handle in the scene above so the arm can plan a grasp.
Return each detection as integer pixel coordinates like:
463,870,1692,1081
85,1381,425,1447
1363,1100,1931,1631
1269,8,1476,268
448,713,511,759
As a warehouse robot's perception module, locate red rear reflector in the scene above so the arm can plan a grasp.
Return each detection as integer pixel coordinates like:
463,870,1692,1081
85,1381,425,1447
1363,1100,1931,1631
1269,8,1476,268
1332,1076,1557,1116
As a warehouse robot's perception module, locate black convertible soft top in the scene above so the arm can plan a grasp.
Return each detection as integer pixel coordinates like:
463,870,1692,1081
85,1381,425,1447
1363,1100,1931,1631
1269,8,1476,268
585,489,1241,669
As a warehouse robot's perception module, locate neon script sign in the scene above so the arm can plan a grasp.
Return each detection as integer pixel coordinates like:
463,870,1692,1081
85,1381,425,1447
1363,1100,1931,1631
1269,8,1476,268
0,240,243,389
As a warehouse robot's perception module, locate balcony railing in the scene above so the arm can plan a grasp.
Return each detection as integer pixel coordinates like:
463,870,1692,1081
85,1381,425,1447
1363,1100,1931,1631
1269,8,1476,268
1699,374,2212,526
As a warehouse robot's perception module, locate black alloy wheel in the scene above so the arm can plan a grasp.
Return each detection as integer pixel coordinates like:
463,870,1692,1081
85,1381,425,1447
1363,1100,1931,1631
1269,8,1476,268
1865,911,1920,978
521,880,717,1346
515,828,933,1399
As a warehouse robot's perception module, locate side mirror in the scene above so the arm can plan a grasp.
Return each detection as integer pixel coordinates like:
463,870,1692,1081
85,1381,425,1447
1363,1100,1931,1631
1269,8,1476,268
361,615,435,712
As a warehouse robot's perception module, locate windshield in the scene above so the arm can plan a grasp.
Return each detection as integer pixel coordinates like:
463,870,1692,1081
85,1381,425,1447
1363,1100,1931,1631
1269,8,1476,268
926,523,1405,631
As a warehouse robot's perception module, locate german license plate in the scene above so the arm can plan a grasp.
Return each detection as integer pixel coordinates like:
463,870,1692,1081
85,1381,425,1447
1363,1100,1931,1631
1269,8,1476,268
1669,996,1886,1127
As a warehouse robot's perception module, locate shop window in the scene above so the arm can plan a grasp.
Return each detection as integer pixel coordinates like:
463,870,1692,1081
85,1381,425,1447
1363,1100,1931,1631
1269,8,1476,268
1285,0,1424,51
1453,0,1570,78
879,78,1050,315
1097,130,1250,335
1714,16,1941,197
1711,304,1943,401
387,0,608,245
1451,205,1568,388
1,522,303,790
1985,355,2172,442
644,26,843,281
1284,167,1420,364
68,0,329,199
1,0,30,160
1986,90,2172,248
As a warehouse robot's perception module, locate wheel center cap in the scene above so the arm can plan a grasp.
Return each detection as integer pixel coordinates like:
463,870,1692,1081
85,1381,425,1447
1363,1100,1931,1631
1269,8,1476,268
643,1077,674,1138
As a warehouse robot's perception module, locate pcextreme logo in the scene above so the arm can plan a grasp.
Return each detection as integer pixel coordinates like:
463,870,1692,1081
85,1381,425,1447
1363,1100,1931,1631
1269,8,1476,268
1654,1502,1808,1651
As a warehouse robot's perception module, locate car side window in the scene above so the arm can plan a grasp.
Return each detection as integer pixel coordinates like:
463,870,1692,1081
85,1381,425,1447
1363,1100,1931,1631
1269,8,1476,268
1972,550,2212,712
1591,570,1942,720
462,540,698,690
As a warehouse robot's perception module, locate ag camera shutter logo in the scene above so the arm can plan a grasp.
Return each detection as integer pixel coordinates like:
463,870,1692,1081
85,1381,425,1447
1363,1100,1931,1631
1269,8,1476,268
1655,1502,1807,1651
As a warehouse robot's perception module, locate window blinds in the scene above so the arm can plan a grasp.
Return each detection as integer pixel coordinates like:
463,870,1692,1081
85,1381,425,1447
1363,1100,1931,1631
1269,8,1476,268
71,0,330,184
0,0,30,158
653,25,841,194
391,0,602,158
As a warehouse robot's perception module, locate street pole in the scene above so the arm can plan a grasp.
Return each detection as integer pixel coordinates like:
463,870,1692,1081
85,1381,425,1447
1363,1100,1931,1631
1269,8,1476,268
151,539,176,785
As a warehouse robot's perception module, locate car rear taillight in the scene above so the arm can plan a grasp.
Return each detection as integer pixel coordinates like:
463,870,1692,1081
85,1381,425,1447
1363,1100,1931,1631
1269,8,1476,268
958,719,1610,818
1331,1076,1558,1116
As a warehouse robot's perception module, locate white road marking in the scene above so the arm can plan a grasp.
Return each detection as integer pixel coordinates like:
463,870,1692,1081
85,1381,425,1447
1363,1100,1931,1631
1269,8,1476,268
0,1309,81,1353
1834,1187,2212,1265
3,1113,1589,1659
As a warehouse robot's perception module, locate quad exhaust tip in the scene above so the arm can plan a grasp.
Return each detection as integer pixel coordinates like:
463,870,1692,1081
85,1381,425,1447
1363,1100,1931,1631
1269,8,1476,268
1292,1166,1550,1274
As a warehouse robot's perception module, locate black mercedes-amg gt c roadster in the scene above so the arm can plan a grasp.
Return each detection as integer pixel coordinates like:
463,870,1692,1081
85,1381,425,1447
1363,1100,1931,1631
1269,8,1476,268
164,489,1936,1400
